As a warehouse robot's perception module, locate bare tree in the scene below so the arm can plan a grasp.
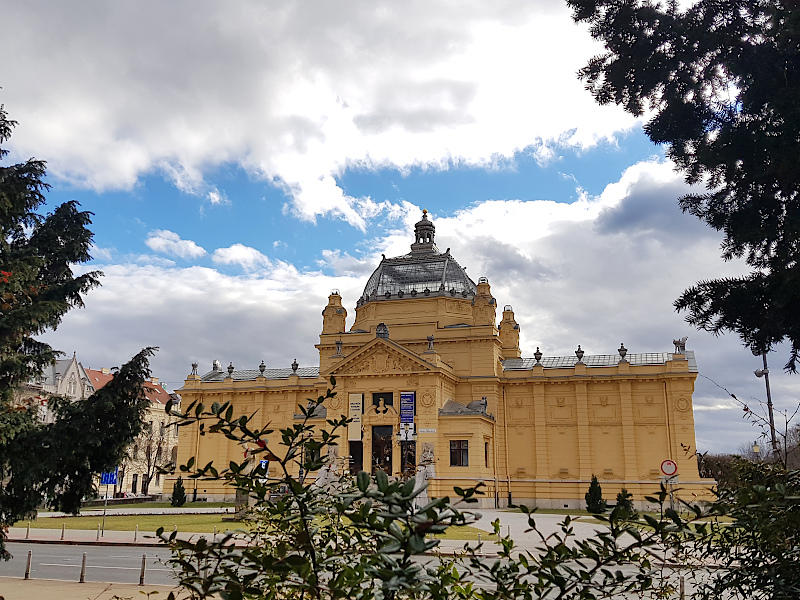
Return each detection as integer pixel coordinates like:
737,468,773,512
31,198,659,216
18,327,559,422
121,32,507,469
700,373,800,467
122,417,176,495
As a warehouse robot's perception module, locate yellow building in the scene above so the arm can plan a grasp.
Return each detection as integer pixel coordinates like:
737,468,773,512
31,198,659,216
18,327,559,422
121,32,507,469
173,211,714,508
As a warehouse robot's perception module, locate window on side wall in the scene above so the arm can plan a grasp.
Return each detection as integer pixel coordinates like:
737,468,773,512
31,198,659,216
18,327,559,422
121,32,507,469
450,440,469,467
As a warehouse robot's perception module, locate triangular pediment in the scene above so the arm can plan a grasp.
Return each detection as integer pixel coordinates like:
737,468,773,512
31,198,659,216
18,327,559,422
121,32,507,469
329,338,434,376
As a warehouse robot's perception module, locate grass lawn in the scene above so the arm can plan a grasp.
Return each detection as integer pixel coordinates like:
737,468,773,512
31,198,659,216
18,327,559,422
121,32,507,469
429,525,496,541
23,513,242,533
129,501,235,509
19,514,496,540
82,501,234,510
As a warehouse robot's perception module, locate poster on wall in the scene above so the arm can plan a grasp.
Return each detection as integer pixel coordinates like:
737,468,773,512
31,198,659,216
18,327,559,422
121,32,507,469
348,393,363,441
400,392,415,424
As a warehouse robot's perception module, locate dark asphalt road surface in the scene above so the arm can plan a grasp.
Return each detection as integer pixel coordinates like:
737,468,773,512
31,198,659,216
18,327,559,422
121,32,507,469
0,542,177,586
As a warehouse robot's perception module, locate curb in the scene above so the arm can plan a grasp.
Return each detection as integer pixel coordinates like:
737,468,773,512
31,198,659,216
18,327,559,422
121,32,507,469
7,537,165,548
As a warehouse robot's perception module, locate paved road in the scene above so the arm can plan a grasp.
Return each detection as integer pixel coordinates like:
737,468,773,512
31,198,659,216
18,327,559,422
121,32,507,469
0,509,633,588
0,542,177,586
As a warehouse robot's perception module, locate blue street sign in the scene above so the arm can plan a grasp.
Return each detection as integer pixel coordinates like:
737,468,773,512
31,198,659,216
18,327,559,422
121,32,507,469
260,459,268,470
100,469,118,485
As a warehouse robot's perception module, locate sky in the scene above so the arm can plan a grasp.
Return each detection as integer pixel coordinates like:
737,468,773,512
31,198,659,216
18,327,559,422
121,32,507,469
2,0,795,455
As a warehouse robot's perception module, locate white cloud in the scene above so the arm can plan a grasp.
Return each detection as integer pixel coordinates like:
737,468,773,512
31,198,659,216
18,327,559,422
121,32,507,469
317,250,376,277
207,189,227,205
133,254,177,268
3,1,635,228
145,230,207,259
212,244,272,271
160,162,229,206
90,244,114,262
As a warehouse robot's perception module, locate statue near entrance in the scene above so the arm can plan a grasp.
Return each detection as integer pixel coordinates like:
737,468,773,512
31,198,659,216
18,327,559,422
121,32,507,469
312,444,344,492
413,442,436,510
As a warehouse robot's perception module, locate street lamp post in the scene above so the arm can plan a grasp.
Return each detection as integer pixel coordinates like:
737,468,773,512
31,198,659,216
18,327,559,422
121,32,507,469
754,352,779,457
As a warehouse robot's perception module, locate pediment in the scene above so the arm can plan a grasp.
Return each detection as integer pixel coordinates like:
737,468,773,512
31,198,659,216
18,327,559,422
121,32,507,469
329,338,434,376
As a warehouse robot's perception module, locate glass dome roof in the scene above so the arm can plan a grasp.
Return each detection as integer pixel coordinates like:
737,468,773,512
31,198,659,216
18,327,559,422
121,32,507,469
358,211,477,305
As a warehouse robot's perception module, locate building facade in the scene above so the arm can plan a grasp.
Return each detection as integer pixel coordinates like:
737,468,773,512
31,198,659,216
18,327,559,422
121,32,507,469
86,369,180,497
172,211,714,508
17,352,96,422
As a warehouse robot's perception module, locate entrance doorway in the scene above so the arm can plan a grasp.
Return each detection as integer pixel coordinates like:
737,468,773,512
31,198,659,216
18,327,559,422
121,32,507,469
371,426,393,474
400,441,416,475
349,441,363,474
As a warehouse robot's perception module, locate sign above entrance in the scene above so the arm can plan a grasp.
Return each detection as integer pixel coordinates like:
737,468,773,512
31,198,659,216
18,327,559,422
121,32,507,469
400,392,415,423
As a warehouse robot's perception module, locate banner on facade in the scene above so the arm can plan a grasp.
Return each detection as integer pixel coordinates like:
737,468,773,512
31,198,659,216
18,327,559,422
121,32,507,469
399,422,415,441
348,393,363,441
400,392,415,423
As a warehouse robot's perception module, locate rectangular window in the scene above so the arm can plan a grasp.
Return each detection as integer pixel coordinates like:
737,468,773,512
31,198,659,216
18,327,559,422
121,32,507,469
485,442,489,467
131,474,138,494
160,422,165,435
450,440,469,467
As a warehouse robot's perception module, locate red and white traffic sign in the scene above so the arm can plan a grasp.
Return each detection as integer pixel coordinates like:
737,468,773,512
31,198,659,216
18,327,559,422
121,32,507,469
661,459,678,476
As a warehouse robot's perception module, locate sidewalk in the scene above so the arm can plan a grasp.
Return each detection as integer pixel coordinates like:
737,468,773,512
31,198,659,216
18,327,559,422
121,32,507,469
6,526,242,547
6,509,607,552
0,577,180,600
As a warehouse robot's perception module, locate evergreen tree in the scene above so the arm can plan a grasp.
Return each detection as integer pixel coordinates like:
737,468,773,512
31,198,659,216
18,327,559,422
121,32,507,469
568,0,800,370
616,488,634,513
0,106,155,558
172,476,187,507
585,475,607,513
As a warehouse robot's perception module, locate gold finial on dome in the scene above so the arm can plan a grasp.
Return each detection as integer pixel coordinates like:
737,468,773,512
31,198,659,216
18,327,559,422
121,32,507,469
422,208,427,215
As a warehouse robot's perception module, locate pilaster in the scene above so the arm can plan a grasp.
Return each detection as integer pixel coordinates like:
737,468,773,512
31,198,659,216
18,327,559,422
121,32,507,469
532,382,549,480
617,379,639,478
575,381,591,478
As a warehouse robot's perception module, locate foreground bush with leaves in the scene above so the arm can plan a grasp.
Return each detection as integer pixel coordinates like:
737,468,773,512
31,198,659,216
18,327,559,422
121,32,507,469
685,459,800,600
161,380,798,600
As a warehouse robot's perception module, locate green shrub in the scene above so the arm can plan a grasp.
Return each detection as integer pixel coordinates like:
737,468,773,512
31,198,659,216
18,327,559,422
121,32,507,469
615,488,634,513
171,476,187,507
585,475,607,513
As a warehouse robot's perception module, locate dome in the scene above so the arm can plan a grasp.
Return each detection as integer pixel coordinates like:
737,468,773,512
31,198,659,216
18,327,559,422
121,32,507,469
358,211,477,304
